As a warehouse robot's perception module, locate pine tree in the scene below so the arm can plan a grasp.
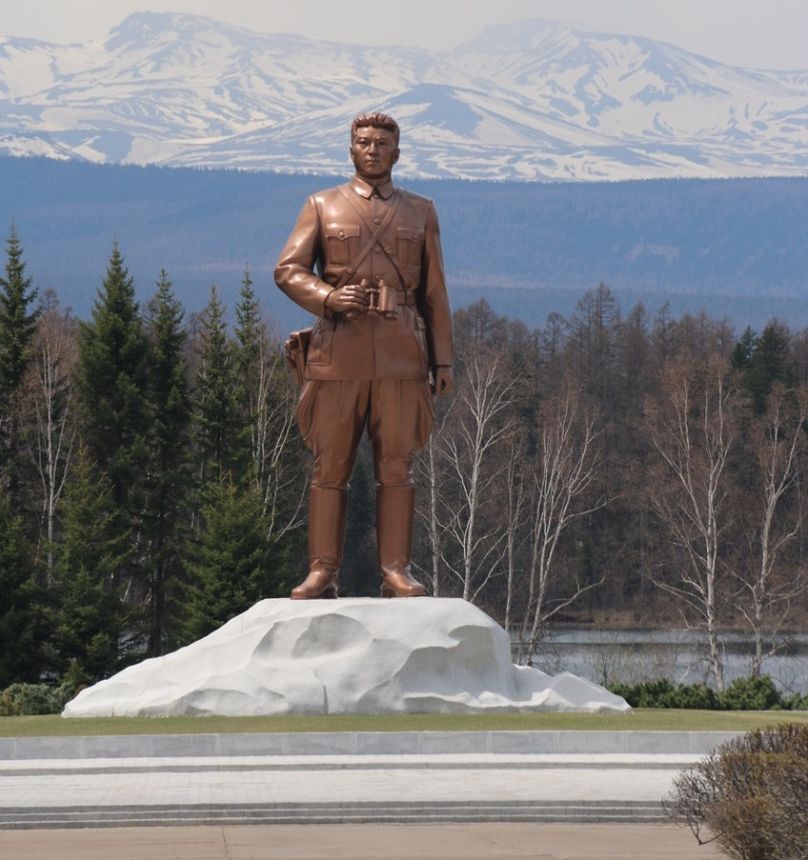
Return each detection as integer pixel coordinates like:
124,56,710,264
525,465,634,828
746,321,793,413
233,269,263,480
342,454,377,596
731,326,757,372
0,224,39,507
194,285,239,482
142,271,192,655
0,492,44,686
51,447,129,682
181,477,281,643
76,244,149,516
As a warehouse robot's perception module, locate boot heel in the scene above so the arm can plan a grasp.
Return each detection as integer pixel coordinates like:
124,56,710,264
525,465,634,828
322,584,338,599
380,584,395,598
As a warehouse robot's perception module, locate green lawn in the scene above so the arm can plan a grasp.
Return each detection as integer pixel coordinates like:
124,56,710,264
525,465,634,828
2,709,808,737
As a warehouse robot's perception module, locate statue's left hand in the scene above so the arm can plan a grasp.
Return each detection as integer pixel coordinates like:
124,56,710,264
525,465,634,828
433,366,454,397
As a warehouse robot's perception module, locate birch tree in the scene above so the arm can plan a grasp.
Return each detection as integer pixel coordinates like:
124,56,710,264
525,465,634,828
503,429,529,635
24,298,78,581
233,273,305,545
513,378,604,663
440,352,516,602
737,384,808,675
645,356,735,691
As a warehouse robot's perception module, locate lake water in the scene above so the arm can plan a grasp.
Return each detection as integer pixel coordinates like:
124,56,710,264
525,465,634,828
529,628,808,694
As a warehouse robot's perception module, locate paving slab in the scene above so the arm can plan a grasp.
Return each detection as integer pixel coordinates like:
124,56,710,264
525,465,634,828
0,823,726,859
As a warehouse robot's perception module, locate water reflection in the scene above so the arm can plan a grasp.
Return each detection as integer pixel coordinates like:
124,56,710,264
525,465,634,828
529,628,808,693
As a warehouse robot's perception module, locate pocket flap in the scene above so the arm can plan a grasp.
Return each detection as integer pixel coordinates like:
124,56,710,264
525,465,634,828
326,223,361,240
396,227,422,243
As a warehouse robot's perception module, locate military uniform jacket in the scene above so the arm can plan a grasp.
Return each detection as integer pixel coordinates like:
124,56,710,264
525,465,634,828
274,174,453,381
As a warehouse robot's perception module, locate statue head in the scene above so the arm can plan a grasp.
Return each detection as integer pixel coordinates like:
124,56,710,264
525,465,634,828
350,112,400,183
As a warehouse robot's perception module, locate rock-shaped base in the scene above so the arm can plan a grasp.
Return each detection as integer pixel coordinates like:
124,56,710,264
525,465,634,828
63,598,629,717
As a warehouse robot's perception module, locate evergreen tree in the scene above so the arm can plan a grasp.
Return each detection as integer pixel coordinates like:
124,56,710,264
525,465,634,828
194,285,239,481
181,477,281,642
0,224,39,506
233,269,263,479
342,454,377,596
746,321,793,413
143,271,192,655
731,326,757,372
0,491,43,686
51,447,129,682
76,244,149,517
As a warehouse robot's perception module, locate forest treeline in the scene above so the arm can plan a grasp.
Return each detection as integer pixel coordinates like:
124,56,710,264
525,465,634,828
1,225,807,695
4,157,808,330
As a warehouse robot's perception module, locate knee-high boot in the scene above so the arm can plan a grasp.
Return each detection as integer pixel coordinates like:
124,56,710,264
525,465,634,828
291,485,346,599
377,484,426,598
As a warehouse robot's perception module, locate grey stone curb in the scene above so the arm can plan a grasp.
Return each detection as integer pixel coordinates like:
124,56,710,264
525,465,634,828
1,757,698,776
0,800,667,829
0,730,741,760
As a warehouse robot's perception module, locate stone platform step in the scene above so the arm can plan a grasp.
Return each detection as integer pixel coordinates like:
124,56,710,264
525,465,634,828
0,800,666,829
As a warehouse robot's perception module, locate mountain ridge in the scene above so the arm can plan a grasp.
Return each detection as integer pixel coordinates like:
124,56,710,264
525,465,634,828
1,12,807,181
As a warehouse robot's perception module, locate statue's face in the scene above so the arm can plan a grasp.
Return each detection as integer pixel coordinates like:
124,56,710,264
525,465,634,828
350,126,399,181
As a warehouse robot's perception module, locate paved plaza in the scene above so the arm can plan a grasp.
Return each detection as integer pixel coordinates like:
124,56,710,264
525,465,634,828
0,823,724,859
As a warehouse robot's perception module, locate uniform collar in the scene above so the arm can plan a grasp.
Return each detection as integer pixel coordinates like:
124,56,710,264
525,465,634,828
350,174,395,200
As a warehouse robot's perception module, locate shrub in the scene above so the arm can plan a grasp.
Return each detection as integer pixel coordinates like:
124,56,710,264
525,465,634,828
783,691,808,711
608,675,808,711
719,675,781,711
665,723,808,860
0,683,64,715
608,679,719,709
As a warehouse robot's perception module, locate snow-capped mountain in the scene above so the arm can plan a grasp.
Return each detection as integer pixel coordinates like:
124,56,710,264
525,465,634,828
1,12,806,181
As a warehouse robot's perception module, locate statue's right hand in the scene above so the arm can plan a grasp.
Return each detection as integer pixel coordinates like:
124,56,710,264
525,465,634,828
325,283,368,314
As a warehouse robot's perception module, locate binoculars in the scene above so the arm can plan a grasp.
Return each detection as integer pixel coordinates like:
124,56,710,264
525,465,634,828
346,277,397,320
367,277,398,318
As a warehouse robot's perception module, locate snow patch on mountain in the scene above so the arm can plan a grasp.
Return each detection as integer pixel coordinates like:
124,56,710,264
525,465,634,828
0,12,806,181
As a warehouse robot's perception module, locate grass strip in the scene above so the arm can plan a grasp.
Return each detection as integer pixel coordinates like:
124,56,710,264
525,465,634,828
2,709,807,737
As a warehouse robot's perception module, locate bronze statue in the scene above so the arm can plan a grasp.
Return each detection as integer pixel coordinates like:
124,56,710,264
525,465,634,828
275,112,454,599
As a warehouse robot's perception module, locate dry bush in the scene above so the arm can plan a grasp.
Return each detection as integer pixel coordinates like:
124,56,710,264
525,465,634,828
665,723,808,859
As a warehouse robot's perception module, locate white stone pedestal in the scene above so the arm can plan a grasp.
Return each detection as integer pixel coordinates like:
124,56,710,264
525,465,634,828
63,598,629,717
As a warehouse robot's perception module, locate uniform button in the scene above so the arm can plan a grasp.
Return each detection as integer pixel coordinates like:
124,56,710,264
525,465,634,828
385,246,392,254
339,231,345,238
374,217,382,225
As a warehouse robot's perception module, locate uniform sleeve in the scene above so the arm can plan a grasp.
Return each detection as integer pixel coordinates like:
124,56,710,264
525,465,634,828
421,201,454,368
274,196,333,317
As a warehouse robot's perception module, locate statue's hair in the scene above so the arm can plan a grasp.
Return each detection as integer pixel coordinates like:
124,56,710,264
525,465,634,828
351,112,400,146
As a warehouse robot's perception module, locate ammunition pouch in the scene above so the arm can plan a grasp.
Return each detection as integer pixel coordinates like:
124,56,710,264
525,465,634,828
284,327,312,386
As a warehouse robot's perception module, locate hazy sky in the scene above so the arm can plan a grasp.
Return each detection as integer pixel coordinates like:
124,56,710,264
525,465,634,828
4,0,808,70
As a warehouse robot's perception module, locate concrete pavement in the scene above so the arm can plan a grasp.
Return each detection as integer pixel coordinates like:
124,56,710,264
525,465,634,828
0,823,725,859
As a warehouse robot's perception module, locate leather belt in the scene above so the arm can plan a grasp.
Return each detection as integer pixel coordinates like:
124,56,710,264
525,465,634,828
397,290,416,306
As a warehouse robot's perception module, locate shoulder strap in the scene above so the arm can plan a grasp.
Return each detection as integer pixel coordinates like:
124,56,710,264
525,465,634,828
334,186,403,289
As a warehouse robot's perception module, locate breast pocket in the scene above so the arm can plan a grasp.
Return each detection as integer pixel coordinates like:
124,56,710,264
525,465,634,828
325,223,361,266
396,227,424,267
